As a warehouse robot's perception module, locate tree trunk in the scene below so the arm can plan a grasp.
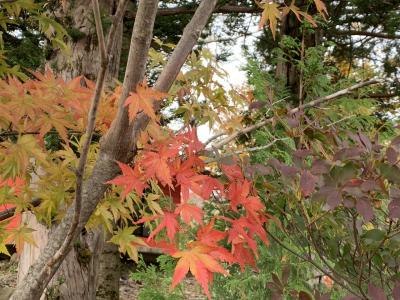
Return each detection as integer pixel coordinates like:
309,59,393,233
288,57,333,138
275,0,321,105
49,0,123,83
96,231,121,300
17,1,123,299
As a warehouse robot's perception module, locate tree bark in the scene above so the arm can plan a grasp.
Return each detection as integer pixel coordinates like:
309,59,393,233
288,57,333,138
11,1,159,298
11,0,218,298
49,0,123,83
275,0,321,104
96,231,121,300
17,1,124,299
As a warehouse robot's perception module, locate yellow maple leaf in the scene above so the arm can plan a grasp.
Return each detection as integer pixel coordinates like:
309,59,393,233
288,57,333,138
6,225,37,253
259,1,281,39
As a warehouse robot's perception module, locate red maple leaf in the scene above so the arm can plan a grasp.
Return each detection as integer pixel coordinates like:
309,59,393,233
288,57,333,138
135,212,179,241
222,216,269,256
221,164,244,181
227,180,250,211
199,176,225,200
196,220,226,247
172,156,224,202
106,161,147,198
140,144,180,187
171,243,228,298
232,242,256,271
145,239,177,255
175,202,204,225
179,127,204,155
175,170,207,202
241,196,265,219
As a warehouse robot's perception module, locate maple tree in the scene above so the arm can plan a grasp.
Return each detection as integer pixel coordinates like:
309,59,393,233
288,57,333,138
0,0,399,299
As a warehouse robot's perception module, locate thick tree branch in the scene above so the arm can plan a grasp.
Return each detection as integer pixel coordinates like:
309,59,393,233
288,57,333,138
10,1,218,298
332,29,400,40
129,0,219,142
155,0,219,92
37,0,112,282
155,4,260,16
211,79,383,149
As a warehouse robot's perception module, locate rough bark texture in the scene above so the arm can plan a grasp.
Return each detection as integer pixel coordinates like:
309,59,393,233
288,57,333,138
50,0,123,83
47,228,104,299
96,231,121,300
17,1,124,299
10,1,159,299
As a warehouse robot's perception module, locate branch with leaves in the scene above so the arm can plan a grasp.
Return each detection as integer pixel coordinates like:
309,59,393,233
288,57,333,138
9,0,219,298
210,78,383,149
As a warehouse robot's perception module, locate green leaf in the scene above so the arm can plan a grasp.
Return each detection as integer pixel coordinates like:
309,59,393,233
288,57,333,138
379,163,400,184
362,229,385,248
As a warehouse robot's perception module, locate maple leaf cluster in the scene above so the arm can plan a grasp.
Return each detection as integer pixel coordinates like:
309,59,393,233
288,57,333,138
0,176,26,249
0,70,118,141
107,128,270,298
258,0,327,39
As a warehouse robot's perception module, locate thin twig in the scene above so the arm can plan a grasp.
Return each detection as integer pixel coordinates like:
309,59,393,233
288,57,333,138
37,0,128,282
92,0,106,66
210,79,383,149
204,137,290,163
204,132,227,146
326,114,355,127
267,229,362,298
0,130,101,138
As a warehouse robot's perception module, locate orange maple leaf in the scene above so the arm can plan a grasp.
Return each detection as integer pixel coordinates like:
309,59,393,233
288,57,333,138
314,0,328,20
124,80,166,121
282,1,317,27
171,244,228,299
196,220,227,247
106,161,147,198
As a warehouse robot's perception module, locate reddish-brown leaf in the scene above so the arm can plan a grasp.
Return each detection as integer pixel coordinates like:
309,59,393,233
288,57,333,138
106,161,147,198
300,170,316,197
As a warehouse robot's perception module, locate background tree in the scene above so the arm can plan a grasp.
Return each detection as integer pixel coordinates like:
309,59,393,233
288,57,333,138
0,0,399,299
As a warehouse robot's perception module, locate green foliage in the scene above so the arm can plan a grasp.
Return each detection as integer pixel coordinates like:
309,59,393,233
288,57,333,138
130,255,186,300
0,0,69,78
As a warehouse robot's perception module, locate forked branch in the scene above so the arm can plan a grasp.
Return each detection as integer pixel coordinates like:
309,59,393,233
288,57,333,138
9,0,130,299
